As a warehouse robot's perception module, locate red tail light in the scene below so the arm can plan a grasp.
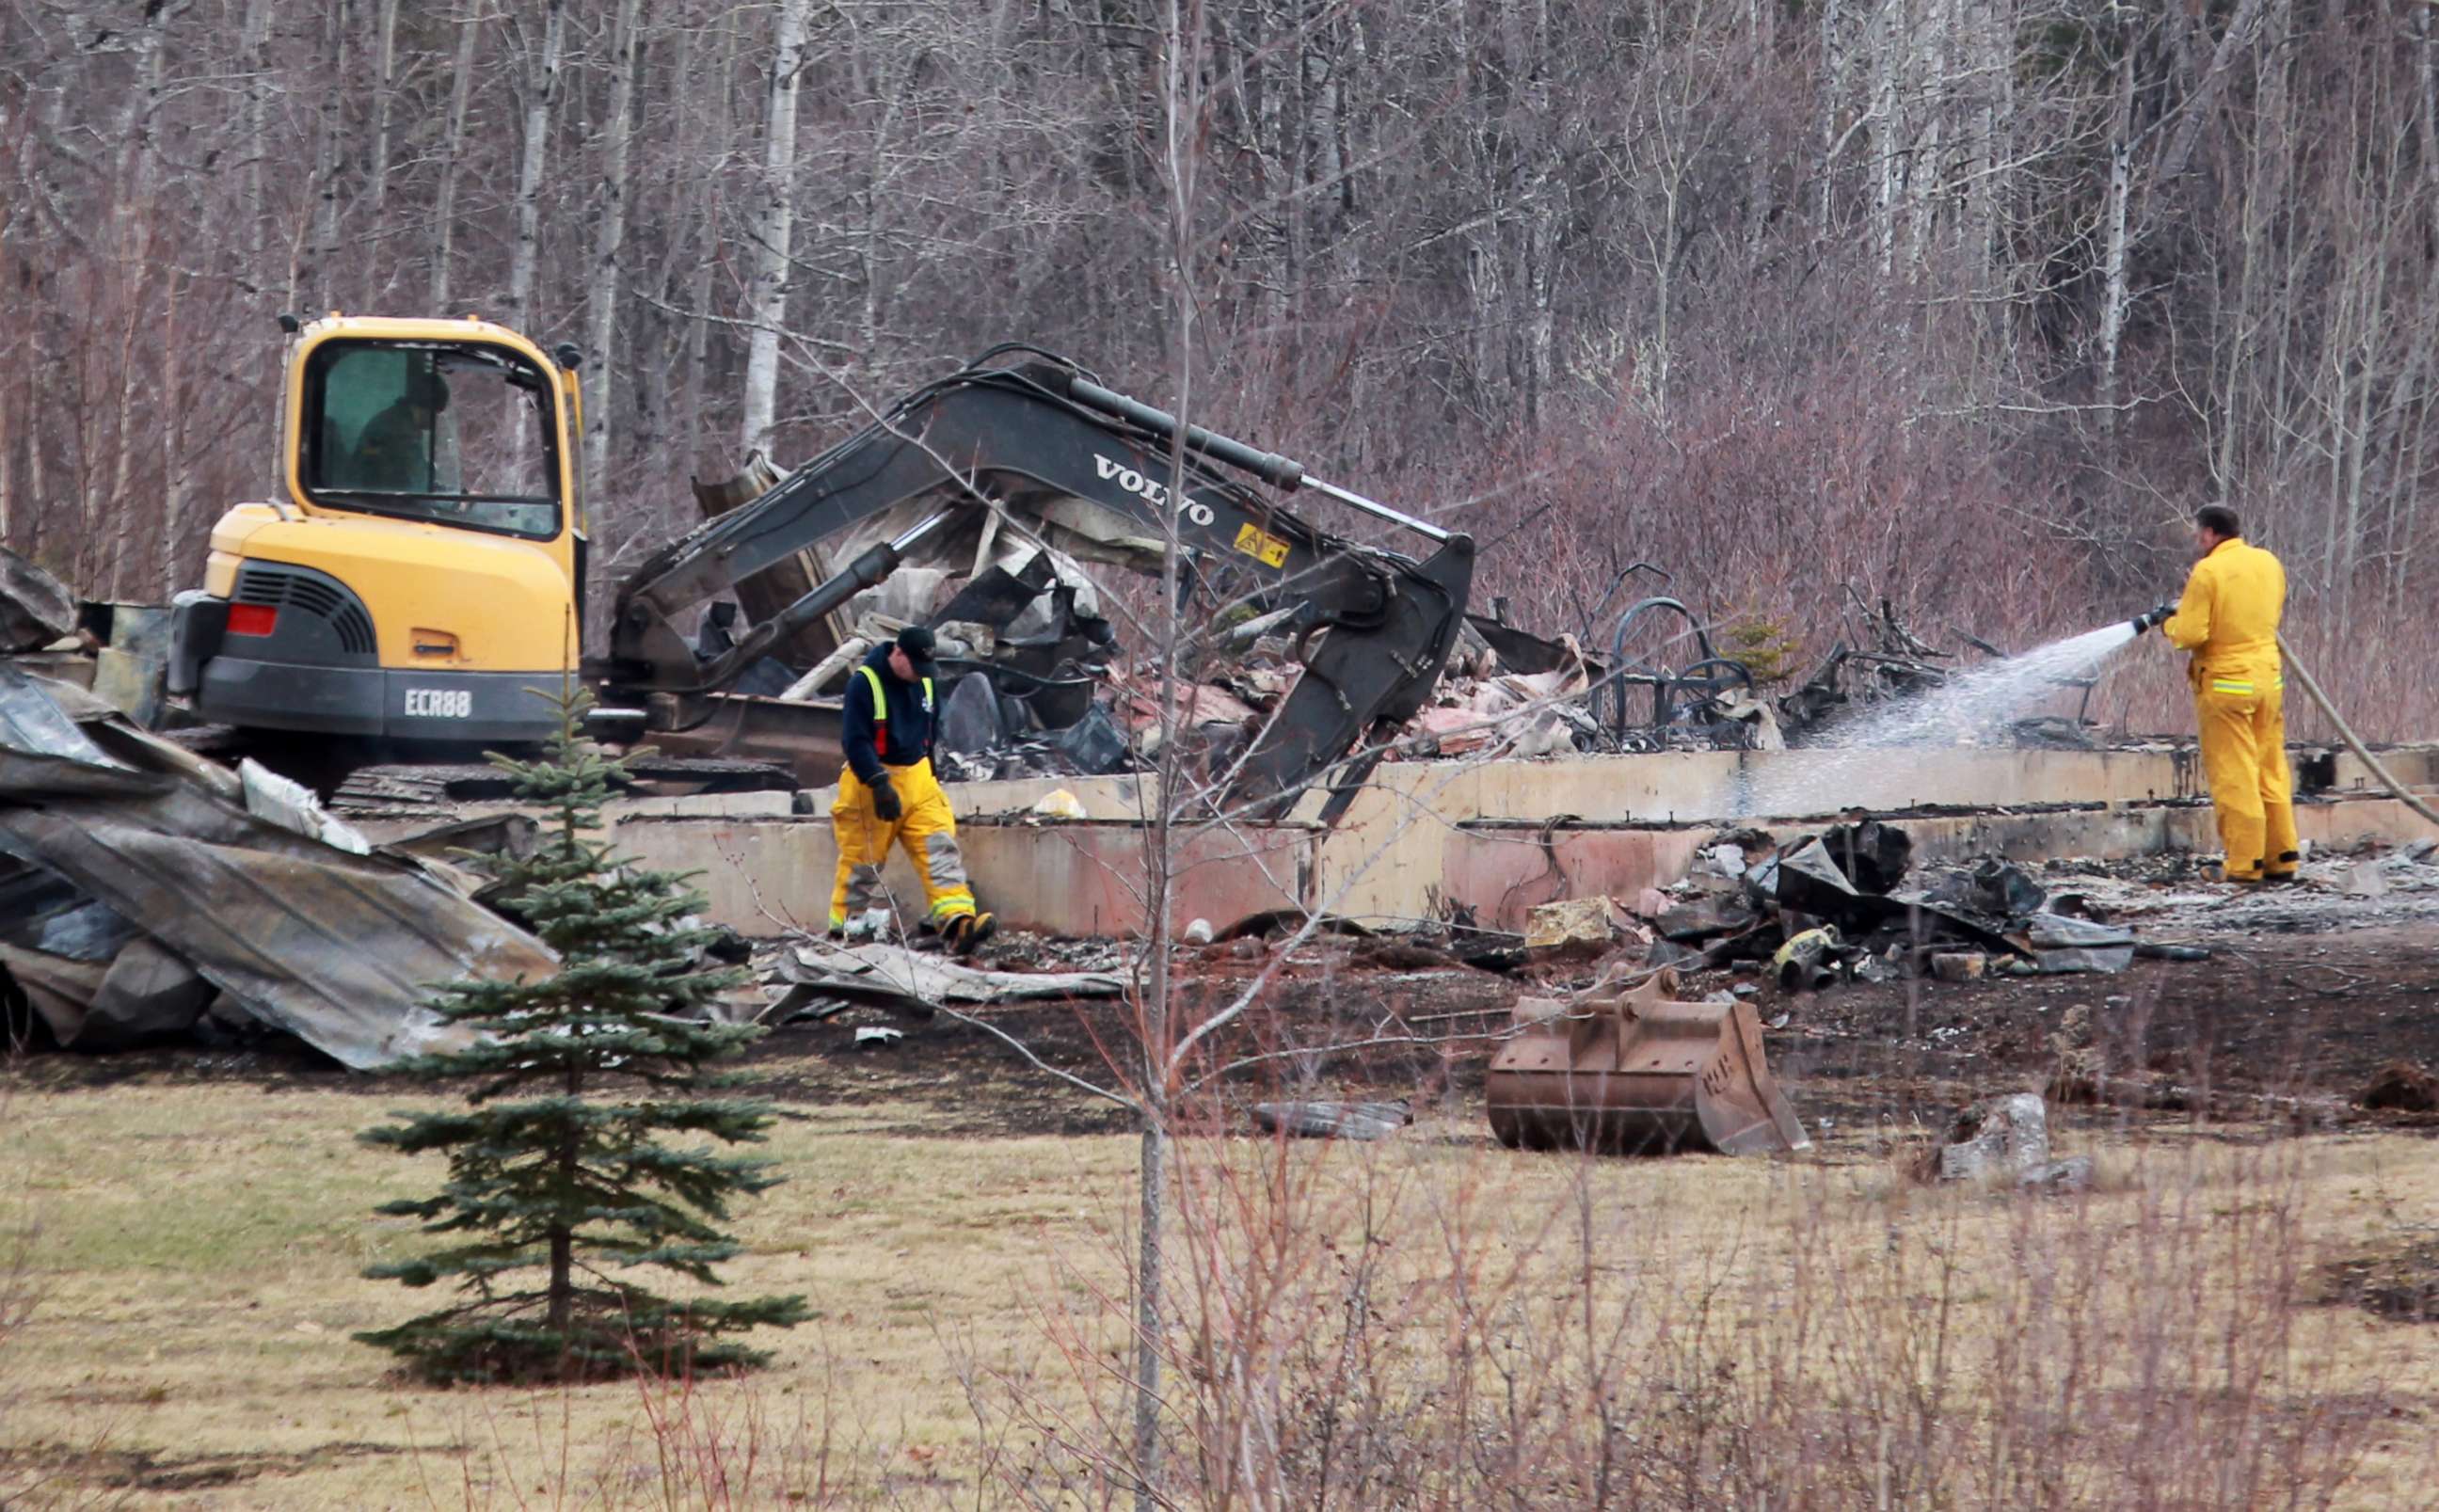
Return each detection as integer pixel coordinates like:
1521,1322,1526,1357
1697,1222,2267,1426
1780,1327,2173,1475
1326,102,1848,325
228,603,279,636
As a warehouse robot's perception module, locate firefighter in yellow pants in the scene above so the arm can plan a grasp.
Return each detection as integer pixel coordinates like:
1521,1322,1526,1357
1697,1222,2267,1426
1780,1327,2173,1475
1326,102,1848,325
2139,504,2298,883
829,627,996,951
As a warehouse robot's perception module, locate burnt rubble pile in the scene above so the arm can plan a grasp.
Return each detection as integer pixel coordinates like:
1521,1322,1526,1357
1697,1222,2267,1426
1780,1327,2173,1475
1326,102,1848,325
716,548,1130,780
1,551,613,1066
1768,592,2115,750
736,533,1629,781
876,573,2124,781
0,548,1137,1070
0,657,556,1068
1629,820,2201,988
10,511,2128,804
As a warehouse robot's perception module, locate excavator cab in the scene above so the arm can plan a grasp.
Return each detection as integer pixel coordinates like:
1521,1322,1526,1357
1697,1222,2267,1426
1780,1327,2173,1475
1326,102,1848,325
170,315,586,745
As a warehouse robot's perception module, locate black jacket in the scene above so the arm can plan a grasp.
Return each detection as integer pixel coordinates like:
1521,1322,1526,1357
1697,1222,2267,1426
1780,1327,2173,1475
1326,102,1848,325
840,645,936,784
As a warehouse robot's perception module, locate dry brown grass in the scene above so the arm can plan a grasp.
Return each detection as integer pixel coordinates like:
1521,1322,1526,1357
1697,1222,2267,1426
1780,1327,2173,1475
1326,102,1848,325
5,1079,2439,1507
0,1083,1136,1506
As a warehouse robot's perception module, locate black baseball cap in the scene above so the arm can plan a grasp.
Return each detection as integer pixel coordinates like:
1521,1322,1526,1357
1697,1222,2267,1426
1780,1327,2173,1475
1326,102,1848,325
896,625,938,672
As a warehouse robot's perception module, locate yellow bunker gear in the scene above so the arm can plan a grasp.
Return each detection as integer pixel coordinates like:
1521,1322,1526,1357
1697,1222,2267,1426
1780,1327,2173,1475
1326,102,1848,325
830,661,977,932
2161,538,2296,881
829,756,976,932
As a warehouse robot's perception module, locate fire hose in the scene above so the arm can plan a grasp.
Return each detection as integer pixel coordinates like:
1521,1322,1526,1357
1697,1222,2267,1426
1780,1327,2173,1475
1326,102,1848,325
2277,631,2439,829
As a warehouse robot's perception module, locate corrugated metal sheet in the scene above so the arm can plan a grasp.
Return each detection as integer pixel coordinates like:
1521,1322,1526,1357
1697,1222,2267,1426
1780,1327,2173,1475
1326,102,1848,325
0,674,555,1069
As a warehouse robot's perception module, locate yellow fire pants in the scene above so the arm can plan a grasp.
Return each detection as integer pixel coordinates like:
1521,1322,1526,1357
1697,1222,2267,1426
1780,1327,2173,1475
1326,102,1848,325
829,758,978,931
2193,674,2298,881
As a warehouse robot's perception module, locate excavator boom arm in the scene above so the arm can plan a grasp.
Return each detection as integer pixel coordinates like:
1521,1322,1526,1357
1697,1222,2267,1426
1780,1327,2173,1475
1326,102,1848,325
608,356,1473,806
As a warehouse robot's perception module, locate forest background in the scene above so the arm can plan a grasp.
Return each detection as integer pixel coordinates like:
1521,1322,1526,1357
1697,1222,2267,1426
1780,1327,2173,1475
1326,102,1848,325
3,0,2432,733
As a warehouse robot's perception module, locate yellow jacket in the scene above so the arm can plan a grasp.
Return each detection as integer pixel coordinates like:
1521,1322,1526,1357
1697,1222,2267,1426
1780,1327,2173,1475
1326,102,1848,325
2162,538,2285,690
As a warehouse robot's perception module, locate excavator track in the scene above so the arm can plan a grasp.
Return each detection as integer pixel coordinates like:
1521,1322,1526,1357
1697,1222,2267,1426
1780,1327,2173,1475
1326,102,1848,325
166,724,800,820
325,756,799,820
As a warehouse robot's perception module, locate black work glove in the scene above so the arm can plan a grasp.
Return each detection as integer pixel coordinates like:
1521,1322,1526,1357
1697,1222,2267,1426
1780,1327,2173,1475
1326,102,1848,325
2130,600,2177,635
869,775,902,821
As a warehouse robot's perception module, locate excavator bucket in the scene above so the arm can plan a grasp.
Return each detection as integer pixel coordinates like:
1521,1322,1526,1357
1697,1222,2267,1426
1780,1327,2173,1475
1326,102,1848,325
1486,970,1809,1155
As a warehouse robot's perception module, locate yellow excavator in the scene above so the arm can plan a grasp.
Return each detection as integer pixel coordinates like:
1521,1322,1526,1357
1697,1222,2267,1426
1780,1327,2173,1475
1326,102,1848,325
170,313,590,746
170,312,1477,805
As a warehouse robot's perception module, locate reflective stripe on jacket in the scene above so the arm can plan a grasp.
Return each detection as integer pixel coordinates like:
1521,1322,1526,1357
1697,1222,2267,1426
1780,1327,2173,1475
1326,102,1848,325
841,653,937,783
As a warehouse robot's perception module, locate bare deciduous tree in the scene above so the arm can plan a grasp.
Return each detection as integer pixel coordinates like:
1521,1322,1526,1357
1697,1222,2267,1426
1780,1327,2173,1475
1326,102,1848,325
0,0,2429,726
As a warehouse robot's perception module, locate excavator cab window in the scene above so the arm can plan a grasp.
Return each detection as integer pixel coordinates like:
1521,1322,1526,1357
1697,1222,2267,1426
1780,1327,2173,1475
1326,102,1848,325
302,342,563,540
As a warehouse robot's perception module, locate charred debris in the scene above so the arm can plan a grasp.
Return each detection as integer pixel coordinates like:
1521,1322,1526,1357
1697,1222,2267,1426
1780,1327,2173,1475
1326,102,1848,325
10,526,2127,815
698,543,2128,785
0,539,2200,1163
1622,820,2175,987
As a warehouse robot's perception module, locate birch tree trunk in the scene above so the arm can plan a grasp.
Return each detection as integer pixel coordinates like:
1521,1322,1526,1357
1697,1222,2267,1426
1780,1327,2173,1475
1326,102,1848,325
678,11,734,467
429,1,486,309
110,1,182,583
583,0,644,498
1904,0,1944,277
307,0,353,310
1649,103,1684,416
1332,12,1367,297
2350,45,2418,634
2094,25,2136,437
22,319,47,567
741,0,813,458
2336,294,2378,636
163,271,190,591
1965,0,2002,284
2215,132,2269,491
504,0,566,333
2155,0,2268,185
1516,0,1559,424
363,0,401,304
1456,5,1509,418
2393,2,2439,618
240,0,273,268
2320,272,2353,606
2251,0,2299,487
1820,0,1846,227
1870,0,1903,275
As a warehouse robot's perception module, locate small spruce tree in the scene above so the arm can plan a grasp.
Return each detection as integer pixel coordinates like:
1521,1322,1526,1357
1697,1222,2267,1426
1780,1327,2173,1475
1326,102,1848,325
358,691,808,1383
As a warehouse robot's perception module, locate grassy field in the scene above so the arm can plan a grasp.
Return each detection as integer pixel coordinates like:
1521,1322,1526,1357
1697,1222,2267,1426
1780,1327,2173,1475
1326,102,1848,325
1,1083,1150,1506
6,1077,2439,1507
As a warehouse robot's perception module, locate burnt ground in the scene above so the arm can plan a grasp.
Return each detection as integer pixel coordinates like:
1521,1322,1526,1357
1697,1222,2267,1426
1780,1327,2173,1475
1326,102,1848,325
16,900,2439,1152
1768,923,2439,1137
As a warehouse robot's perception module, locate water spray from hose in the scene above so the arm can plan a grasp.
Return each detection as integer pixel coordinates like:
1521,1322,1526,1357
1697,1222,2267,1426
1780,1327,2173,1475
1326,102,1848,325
1738,620,2142,815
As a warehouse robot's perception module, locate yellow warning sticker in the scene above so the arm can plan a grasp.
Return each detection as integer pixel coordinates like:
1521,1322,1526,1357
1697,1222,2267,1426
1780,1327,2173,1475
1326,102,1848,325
1234,522,1290,568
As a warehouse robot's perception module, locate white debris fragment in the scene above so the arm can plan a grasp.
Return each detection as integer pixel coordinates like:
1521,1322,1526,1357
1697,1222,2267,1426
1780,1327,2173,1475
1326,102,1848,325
2342,861,2388,899
1029,788,1088,820
1937,1092,2050,1182
239,758,371,854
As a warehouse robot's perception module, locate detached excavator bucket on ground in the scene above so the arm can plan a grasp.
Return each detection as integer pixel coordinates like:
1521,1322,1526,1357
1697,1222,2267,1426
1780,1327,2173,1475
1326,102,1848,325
1487,969,1809,1155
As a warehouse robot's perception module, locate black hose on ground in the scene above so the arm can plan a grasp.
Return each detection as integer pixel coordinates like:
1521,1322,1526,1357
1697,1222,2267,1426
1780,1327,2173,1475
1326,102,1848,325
2277,630,2439,829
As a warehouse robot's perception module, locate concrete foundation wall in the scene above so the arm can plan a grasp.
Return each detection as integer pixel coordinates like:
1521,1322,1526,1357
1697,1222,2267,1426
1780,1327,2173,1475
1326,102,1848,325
607,792,2431,940
367,741,2438,940
928,744,2236,828
613,812,1315,938
832,743,2433,830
